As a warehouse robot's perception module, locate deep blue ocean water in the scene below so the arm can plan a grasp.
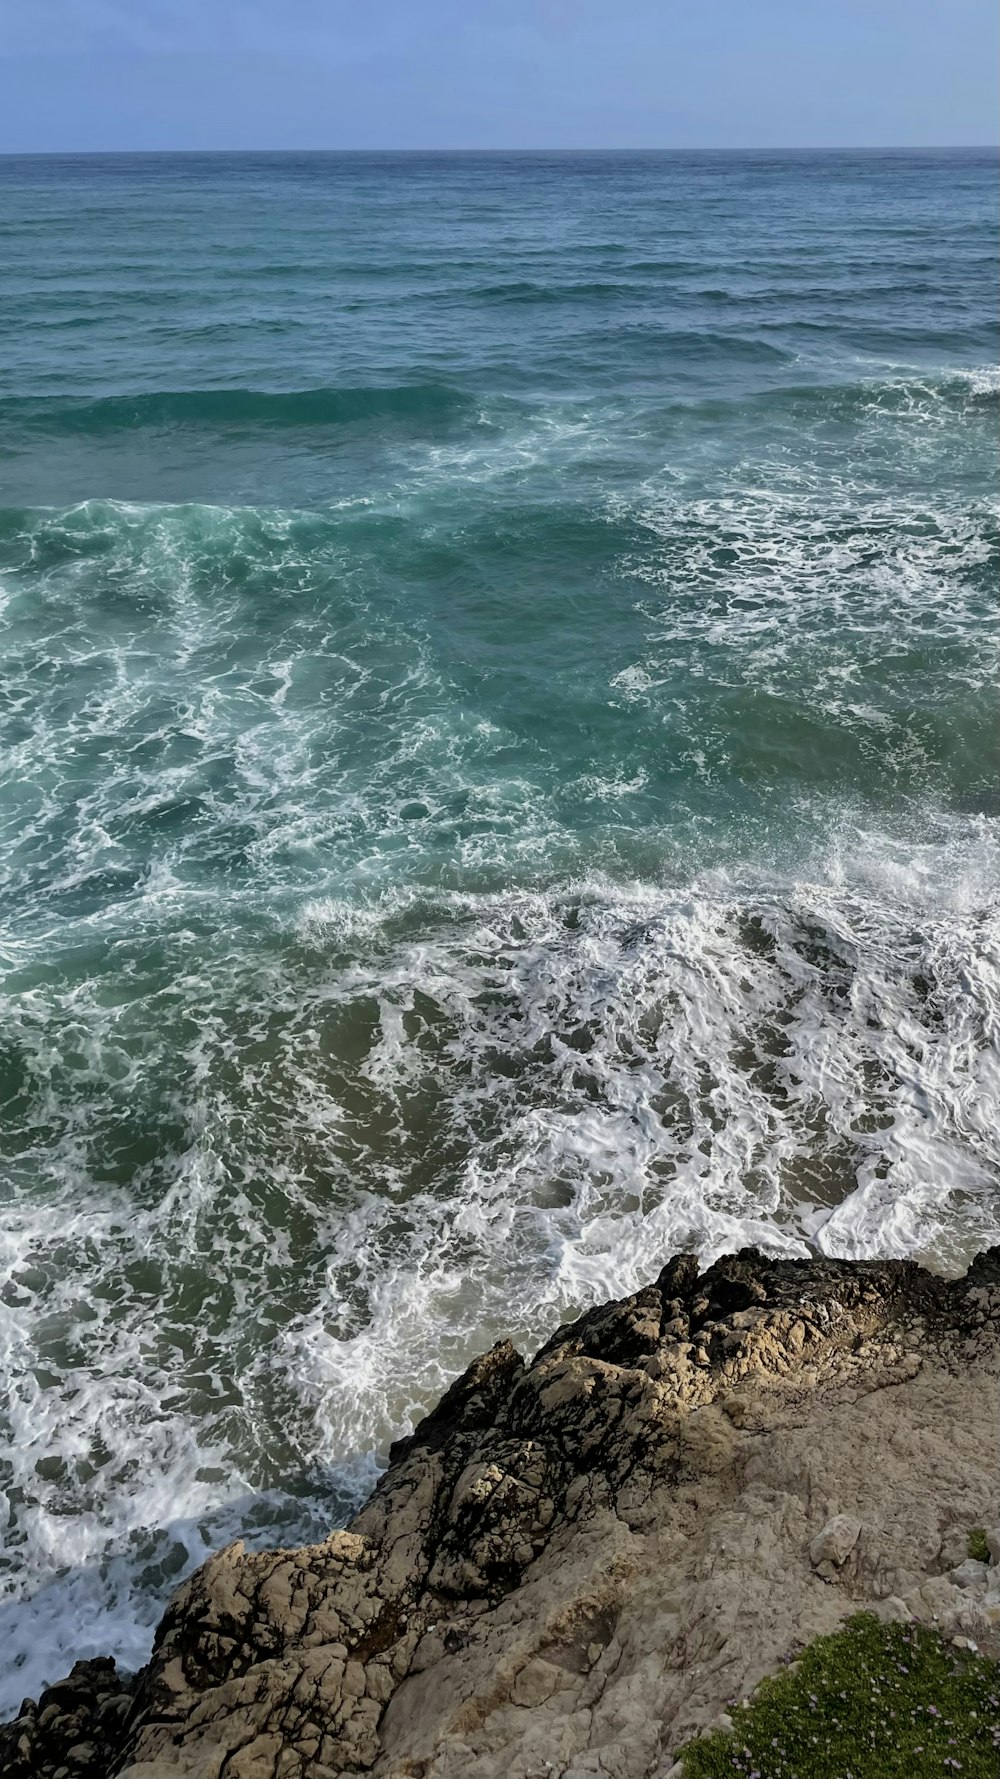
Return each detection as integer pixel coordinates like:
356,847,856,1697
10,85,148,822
0,149,997,1704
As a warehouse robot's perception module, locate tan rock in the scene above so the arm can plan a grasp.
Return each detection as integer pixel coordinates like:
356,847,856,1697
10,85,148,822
511,1659,563,1709
808,1514,862,1570
874,1595,912,1623
950,1558,989,1590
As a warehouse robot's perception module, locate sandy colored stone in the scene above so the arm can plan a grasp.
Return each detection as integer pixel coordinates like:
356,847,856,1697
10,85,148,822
951,1557,990,1590
808,1513,862,1570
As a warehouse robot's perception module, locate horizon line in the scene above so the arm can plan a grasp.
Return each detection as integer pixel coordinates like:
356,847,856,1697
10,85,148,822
1,143,998,158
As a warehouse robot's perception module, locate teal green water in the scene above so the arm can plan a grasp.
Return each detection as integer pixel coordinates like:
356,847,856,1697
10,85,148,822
0,150,998,1702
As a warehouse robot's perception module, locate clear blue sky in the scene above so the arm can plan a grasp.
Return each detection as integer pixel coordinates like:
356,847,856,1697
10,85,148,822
2,0,997,154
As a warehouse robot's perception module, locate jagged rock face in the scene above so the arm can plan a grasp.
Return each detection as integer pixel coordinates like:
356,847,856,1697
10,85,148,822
2,1247,999,1779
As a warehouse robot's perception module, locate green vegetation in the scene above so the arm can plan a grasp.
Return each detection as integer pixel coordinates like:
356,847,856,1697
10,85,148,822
968,1529,991,1565
680,1613,1000,1778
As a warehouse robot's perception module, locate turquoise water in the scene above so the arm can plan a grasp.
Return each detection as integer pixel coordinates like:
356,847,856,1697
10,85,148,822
0,149,998,1705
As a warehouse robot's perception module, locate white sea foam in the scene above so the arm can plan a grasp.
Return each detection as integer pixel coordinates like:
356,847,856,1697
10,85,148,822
0,373,996,1715
3,810,998,1714
280,821,1000,1469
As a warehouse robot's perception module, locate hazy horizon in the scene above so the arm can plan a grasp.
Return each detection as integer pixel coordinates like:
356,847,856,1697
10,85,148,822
2,0,997,155
2,145,998,158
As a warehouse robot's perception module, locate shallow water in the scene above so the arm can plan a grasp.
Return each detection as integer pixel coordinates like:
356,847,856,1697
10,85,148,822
0,148,998,1710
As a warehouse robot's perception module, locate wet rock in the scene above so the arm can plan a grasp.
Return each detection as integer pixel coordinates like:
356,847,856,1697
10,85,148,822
0,1660,132,1779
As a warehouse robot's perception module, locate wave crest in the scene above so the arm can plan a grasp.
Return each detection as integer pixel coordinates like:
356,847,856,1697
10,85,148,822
0,382,476,435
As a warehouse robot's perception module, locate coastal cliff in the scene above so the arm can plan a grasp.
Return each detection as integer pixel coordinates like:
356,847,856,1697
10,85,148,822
3,1246,999,1779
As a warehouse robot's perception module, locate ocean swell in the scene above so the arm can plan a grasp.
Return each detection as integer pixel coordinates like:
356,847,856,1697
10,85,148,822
0,382,477,436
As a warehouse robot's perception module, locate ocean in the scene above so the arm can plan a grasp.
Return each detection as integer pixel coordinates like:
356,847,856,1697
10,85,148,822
0,148,997,1709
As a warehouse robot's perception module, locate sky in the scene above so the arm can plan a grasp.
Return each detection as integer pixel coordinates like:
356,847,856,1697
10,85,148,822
1,0,997,154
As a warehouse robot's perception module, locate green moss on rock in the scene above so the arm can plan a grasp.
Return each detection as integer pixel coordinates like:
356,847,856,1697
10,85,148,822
968,1528,991,1565
680,1613,1000,1779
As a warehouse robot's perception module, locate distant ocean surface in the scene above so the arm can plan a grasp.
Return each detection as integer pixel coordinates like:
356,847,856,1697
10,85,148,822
0,149,998,1707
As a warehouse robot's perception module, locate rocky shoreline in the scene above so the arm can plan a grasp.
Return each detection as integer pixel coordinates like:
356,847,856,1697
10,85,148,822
3,1245,999,1779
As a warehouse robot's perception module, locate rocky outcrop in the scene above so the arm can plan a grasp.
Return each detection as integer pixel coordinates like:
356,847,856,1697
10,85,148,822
3,1246,999,1779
